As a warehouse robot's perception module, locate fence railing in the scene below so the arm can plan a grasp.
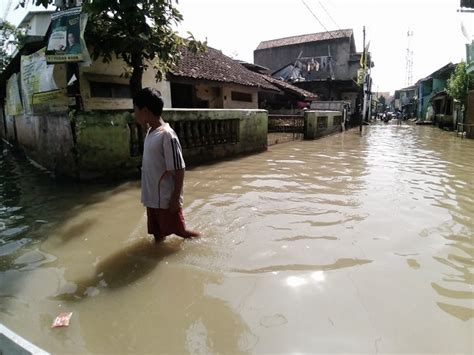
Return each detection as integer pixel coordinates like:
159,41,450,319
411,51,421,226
169,119,240,149
268,114,304,145
129,119,240,156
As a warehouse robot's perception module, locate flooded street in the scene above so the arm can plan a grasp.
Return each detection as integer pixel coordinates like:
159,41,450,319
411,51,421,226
1,123,473,354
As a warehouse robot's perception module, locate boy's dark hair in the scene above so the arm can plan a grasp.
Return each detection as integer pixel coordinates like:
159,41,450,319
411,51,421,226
133,87,164,117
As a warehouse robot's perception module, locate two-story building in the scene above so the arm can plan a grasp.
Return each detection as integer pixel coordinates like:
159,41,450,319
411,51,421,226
394,85,416,118
415,63,455,125
254,29,368,116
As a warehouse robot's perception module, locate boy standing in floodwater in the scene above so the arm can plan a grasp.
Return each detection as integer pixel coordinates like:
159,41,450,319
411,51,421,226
133,87,200,242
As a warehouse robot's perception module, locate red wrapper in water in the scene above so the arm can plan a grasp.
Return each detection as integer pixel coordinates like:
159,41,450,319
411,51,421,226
51,312,73,328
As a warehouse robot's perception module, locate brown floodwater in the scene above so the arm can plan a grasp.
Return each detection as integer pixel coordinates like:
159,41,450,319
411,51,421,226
1,123,473,354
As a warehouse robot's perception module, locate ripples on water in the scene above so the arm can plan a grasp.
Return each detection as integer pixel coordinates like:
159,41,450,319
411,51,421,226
0,145,116,271
1,124,473,353
0,146,49,267
183,124,474,321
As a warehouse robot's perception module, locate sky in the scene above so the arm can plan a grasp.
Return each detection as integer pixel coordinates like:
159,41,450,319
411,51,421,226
2,0,472,94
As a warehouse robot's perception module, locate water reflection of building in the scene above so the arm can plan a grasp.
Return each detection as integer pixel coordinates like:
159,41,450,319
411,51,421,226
427,133,474,321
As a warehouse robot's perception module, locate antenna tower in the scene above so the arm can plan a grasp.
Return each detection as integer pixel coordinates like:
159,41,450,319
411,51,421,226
405,29,414,87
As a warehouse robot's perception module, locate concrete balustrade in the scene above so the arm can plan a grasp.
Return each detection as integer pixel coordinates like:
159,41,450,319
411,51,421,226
304,110,342,140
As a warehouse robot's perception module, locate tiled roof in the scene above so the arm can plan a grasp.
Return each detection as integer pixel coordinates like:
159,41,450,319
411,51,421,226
261,75,318,100
169,46,279,92
256,29,353,51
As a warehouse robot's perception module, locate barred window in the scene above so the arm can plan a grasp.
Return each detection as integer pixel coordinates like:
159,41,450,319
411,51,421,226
90,82,131,98
231,91,253,102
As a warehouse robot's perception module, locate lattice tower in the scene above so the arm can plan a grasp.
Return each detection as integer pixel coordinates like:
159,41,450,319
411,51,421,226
405,29,414,87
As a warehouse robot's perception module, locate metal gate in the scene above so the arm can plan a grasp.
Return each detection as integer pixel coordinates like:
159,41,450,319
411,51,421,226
268,114,304,146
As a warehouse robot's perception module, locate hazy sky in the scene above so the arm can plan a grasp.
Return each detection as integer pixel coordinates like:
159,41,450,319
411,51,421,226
176,0,471,94
3,0,472,94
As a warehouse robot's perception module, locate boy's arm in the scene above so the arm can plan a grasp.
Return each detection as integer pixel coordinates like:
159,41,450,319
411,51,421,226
169,168,185,213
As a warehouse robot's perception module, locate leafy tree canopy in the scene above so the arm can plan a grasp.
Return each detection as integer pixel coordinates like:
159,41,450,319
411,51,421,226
446,61,471,106
20,0,205,96
0,20,27,73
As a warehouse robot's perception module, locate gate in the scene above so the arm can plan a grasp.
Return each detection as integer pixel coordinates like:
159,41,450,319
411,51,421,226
268,114,304,146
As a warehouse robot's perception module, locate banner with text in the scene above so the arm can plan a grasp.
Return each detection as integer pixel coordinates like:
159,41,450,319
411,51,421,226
46,7,89,63
20,48,58,114
5,73,23,116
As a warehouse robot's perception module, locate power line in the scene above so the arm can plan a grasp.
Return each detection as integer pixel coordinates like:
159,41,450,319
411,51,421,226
301,0,333,38
300,0,354,58
316,0,340,30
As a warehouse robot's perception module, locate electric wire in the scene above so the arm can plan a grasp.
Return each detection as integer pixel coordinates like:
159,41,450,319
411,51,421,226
316,0,341,30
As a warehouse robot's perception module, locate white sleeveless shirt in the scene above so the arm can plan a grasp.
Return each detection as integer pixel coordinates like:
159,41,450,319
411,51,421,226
141,123,185,209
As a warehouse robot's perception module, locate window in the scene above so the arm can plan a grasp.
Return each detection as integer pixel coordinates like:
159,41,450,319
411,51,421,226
90,82,131,98
231,91,253,102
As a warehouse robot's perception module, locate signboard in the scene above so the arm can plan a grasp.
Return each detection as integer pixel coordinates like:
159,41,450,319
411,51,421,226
20,48,58,114
32,89,69,114
46,7,88,63
5,73,23,116
357,69,365,85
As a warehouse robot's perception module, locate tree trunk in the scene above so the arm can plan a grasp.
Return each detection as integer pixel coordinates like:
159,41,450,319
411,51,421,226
130,52,143,98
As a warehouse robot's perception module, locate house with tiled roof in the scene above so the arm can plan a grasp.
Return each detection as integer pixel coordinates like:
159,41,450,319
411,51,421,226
166,47,318,111
254,29,368,116
167,46,280,109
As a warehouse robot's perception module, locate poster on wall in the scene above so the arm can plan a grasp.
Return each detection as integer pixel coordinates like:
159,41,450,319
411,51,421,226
46,7,89,63
20,48,58,114
32,89,69,114
5,73,23,116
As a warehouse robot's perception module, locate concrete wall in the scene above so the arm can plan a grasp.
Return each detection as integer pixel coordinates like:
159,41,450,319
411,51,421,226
1,109,268,178
466,90,474,125
195,84,223,108
433,78,447,93
222,86,259,109
435,114,455,129
303,110,342,139
73,111,140,178
465,90,474,139
25,13,52,36
12,113,76,176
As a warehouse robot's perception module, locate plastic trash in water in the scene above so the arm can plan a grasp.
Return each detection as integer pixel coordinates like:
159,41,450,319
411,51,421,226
51,312,73,328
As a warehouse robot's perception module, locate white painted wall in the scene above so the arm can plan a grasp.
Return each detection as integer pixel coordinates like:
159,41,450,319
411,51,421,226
78,56,171,111
27,13,52,36
222,86,258,109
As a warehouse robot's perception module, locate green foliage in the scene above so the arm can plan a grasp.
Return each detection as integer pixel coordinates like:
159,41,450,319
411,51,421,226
22,0,206,95
378,95,386,105
446,61,470,106
0,21,27,72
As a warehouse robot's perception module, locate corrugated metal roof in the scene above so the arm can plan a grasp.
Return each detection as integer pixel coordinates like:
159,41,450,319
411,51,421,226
256,29,353,51
170,46,280,92
261,75,318,100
